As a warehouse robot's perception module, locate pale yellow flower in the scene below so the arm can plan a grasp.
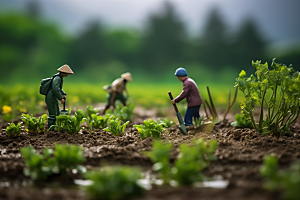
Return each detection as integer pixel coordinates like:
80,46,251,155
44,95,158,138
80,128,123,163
72,96,79,103
20,108,27,113
2,105,12,114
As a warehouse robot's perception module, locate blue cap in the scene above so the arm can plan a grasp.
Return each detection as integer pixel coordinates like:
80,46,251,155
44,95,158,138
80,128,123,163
174,67,188,76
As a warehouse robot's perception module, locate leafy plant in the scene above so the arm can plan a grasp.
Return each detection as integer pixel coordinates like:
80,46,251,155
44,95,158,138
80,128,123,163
50,109,89,134
21,113,48,133
260,154,300,200
2,122,24,137
157,118,176,128
86,106,100,121
235,59,300,136
230,112,253,128
143,141,173,184
84,166,143,200
105,103,135,121
21,146,55,180
133,119,166,140
172,139,218,185
193,116,205,127
90,113,111,129
53,143,86,174
21,144,86,180
103,116,129,136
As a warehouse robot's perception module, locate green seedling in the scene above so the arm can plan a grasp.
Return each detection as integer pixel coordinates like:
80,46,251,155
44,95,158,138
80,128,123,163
90,113,111,129
50,109,89,134
143,141,173,184
53,143,86,174
134,119,166,140
230,112,253,128
172,139,218,185
235,59,300,136
21,144,86,181
84,166,143,200
105,103,135,121
21,113,47,133
157,118,176,128
2,122,24,137
86,105,100,121
193,116,205,127
260,155,300,200
103,116,129,136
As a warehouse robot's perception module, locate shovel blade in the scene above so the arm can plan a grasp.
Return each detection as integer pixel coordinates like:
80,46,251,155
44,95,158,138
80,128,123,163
176,112,187,135
60,110,69,115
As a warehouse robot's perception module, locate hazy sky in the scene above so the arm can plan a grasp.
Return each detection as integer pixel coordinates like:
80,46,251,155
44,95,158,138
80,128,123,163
1,0,300,45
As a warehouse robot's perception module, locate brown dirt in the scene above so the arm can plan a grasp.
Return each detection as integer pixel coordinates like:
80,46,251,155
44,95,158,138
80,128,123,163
1,111,300,200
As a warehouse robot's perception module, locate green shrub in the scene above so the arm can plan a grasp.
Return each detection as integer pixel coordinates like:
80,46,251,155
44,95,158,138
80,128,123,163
103,116,129,136
21,114,47,133
21,144,85,180
157,118,176,128
90,113,111,129
133,119,166,140
2,122,24,137
86,106,100,121
84,166,143,200
260,155,300,200
230,112,253,128
105,103,135,121
235,59,300,136
193,116,205,127
50,109,89,134
172,139,218,185
143,141,173,184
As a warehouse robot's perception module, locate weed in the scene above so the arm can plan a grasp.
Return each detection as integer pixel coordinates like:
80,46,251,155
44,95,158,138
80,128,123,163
103,116,129,136
157,118,176,128
2,122,24,137
134,119,166,140
21,114,47,133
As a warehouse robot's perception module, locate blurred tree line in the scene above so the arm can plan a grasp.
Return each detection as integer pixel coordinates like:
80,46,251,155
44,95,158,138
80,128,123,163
0,1,299,83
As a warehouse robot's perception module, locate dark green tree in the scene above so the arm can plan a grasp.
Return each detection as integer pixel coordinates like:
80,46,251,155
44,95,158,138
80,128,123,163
67,21,108,71
197,7,230,69
139,2,188,73
232,17,267,72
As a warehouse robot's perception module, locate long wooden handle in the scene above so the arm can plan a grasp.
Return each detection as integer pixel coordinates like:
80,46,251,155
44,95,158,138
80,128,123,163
168,91,179,113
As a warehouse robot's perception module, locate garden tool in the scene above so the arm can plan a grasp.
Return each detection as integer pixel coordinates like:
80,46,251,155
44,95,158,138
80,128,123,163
168,91,187,135
60,97,69,115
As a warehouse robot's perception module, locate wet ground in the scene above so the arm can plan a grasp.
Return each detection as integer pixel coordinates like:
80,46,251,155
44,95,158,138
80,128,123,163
1,108,300,200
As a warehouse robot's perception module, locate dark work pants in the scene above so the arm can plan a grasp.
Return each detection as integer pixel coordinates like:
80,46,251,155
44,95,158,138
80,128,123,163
45,96,60,129
184,105,201,126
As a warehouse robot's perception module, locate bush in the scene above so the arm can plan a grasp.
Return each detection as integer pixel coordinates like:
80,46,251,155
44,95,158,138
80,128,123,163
134,119,166,140
2,122,24,137
21,114,47,133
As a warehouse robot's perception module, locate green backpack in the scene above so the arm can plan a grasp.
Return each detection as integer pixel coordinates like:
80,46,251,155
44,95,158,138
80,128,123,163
39,74,59,95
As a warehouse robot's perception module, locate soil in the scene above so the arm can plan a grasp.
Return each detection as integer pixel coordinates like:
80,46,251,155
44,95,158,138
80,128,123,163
1,108,300,200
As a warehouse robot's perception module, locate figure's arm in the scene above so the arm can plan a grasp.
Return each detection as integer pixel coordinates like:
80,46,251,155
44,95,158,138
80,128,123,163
174,83,191,103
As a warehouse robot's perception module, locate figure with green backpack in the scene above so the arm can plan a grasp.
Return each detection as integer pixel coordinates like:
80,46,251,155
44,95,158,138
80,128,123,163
40,64,74,130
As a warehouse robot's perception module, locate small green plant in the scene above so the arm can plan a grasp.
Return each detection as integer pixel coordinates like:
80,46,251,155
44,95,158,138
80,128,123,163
230,112,253,128
86,106,100,121
235,59,300,136
90,113,111,129
53,143,86,174
157,118,176,128
103,116,129,136
21,146,55,180
21,144,86,180
21,114,48,133
2,122,24,137
172,139,218,185
50,109,89,134
84,166,143,200
193,116,205,127
133,119,166,140
144,141,173,184
260,154,300,200
105,103,135,121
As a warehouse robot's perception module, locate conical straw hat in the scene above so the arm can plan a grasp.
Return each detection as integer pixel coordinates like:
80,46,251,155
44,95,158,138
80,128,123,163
57,64,74,74
121,72,132,81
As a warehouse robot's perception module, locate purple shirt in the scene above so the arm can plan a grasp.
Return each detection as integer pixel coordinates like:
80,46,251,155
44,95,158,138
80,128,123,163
174,77,203,107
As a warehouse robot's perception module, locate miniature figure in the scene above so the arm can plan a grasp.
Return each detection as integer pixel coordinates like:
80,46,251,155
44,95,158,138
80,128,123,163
171,67,203,128
45,64,74,130
102,72,132,114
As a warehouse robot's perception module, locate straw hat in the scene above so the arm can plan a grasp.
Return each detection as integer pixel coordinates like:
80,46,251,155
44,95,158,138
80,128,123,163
121,72,132,81
57,64,74,74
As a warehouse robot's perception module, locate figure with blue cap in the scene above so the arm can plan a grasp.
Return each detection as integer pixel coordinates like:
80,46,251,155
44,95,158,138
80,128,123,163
171,67,203,128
